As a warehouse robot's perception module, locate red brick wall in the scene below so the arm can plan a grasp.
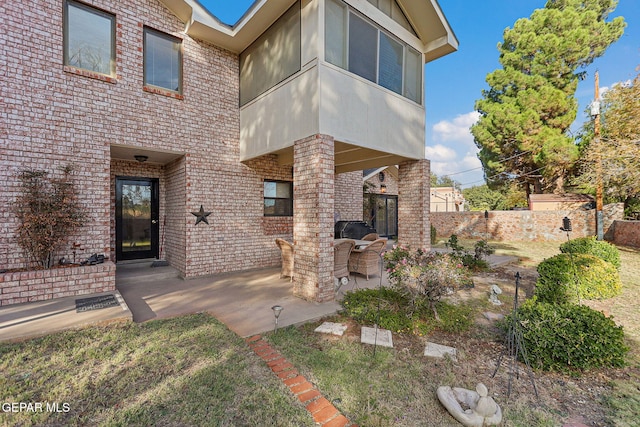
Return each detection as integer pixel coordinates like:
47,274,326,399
0,263,115,307
335,171,363,222
607,220,640,248
1,0,370,306
293,135,335,302
398,160,431,250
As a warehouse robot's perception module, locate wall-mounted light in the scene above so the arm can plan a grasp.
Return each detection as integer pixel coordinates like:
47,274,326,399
134,155,149,163
380,184,387,194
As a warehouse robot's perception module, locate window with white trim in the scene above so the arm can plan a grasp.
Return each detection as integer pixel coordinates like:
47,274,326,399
325,0,423,104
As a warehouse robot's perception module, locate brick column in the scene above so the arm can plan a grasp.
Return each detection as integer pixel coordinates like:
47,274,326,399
398,159,431,250
293,134,335,302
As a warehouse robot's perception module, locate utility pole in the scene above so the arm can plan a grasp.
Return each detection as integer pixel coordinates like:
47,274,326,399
594,71,604,240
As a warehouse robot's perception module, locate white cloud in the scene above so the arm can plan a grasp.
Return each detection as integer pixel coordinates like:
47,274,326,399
432,111,481,144
425,144,457,162
427,111,484,187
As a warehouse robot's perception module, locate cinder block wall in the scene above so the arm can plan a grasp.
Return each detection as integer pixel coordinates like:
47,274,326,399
430,204,624,242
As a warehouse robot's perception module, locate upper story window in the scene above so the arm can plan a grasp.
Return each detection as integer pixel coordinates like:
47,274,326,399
64,0,116,77
240,1,301,106
264,180,293,217
325,0,423,104
144,27,183,94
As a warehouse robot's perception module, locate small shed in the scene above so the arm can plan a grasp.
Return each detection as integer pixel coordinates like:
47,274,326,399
528,194,594,211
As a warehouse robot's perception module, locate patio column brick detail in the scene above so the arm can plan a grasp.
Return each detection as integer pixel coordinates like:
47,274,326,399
293,134,335,302
398,159,431,250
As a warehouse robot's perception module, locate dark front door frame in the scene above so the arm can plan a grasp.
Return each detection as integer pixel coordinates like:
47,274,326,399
374,194,398,238
115,177,160,261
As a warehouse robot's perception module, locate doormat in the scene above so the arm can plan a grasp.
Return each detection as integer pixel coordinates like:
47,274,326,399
75,294,119,312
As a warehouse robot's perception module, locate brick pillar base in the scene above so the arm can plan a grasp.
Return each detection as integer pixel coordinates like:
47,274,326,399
293,134,335,302
398,159,431,250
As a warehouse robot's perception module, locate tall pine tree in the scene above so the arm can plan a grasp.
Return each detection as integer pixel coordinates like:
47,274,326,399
471,0,625,195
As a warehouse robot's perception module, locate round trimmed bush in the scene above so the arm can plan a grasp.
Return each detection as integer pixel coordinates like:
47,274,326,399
560,236,621,269
505,299,627,372
536,253,622,303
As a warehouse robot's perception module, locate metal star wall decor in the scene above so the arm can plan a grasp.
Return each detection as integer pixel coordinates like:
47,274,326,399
191,205,212,225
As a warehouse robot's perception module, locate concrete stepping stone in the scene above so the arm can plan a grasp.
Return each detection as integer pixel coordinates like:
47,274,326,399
314,321,348,336
360,326,393,348
424,341,457,361
483,312,504,322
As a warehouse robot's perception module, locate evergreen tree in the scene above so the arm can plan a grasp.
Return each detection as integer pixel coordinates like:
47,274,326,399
471,0,625,195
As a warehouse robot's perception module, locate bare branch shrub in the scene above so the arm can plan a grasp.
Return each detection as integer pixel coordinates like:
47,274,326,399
14,165,83,269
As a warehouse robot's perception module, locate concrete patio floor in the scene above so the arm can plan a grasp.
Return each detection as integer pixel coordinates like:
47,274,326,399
0,262,386,342
116,262,387,337
0,251,516,343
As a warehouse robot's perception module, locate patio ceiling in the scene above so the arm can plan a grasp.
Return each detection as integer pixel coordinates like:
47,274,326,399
272,141,414,174
110,144,185,165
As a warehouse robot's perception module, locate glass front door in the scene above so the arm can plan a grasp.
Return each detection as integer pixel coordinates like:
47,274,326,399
115,177,159,261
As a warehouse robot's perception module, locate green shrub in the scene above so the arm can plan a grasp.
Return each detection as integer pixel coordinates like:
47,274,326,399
430,224,437,245
445,235,493,271
341,288,412,333
560,236,621,269
536,253,622,303
340,288,473,335
503,299,628,372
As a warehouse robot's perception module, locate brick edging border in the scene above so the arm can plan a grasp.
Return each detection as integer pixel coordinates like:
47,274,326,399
246,335,357,427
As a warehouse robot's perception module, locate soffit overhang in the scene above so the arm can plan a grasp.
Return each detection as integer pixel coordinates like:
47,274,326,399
159,0,457,59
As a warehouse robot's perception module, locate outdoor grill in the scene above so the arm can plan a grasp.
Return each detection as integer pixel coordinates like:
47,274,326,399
334,221,377,239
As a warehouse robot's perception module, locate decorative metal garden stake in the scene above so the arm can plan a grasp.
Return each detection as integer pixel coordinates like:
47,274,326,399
560,216,581,304
492,272,538,398
271,305,283,332
484,210,489,241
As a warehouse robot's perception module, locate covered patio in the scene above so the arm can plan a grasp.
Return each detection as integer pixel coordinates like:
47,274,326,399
0,262,388,341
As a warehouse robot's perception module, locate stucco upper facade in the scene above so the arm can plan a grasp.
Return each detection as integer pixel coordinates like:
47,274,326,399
161,0,458,172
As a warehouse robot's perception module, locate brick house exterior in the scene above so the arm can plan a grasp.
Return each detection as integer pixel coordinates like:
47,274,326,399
1,0,457,305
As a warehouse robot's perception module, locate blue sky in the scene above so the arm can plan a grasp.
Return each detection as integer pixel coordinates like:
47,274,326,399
200,0,640,188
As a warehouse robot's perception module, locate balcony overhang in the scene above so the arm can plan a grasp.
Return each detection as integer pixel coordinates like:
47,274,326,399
270,141,416,174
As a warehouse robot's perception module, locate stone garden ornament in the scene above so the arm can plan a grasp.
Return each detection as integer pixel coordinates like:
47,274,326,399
437,383,502,427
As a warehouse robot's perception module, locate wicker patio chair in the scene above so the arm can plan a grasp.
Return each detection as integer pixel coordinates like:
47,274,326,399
275,238,294,282
361,233,379,241
348,239,386,280
334,239,355,290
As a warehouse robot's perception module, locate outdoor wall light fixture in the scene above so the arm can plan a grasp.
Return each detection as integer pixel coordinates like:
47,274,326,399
271,305,283,332
380,184,387,193
134,155,149,163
